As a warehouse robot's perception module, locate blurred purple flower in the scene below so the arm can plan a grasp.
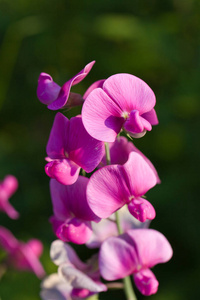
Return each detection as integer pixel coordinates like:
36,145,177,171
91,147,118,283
87,152,158,222
41,240,107,300
82,73,158,142
99,229,173,296
0,175,19,219
50,177,100,244
0,226,45,278
45,113,104,185
37,61,95,110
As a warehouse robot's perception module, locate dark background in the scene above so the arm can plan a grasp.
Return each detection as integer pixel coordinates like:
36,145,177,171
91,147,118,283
0,0,199,299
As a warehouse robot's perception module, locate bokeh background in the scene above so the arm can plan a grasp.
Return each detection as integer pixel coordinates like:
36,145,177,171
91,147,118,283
0,0,199,299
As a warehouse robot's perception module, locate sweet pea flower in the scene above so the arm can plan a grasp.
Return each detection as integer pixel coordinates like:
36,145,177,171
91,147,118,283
45,113,104,185
37,61,95,110
86,206,150,249
0,226,45,278
99,136,160,184
87,152,158,222
50,177,100,244
40,240,107,300
99,229,173,296
0,175,19,219
82,73,158,142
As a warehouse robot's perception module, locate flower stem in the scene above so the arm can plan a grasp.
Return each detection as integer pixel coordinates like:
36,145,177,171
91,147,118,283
105,142,137,300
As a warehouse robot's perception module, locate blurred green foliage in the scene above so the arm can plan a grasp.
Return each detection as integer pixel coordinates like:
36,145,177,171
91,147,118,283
0,0,200,299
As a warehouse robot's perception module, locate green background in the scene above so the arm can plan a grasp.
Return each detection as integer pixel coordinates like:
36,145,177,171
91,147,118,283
0,0,199,299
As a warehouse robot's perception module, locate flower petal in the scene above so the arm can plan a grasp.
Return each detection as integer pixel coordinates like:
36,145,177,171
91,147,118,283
103,74,156,114
128,197,156,222
122,152,158,197
141,108,159,125
99,236,139,280
87,165,130,218
125,229,173,268
48,61,95,110
50,240,87,270
37,73,61,105
82,88,124,142
133,268,159,296
83,79,105,100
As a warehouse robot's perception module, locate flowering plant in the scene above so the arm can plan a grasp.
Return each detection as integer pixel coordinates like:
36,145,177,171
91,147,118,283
37,61,173,299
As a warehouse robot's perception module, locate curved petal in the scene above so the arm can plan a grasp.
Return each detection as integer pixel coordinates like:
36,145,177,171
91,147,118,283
133,268,159,296
128,197,156,222
37,73,61,105
68,116,104,172
50,177,99,222
0,226,19,252
141,108,159,125
46,113,70,159
87,165,130,218
103,74,156,114
126,229,173,268
50,240,87,270
26,239,43,257
83,79,105,100
59,264,107,293
1,175,18,197
82,88,124,142
123,110,152,135
56,218,92,244
45,159,80,186
122,152,158,197
48,61,95,110
99,236,139,280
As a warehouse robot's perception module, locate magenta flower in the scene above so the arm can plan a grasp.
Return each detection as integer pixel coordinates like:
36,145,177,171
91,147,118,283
0,226,45,278
50,177,100,244
41,240,107,300
0,175,19,219
99,229,173,296
87,152,158,222
82,73,158,142
45,113,104,185
37,61,95,110
99,136,160,184
86,206,150,249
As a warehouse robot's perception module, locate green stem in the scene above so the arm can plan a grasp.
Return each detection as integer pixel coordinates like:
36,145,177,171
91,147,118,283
104,142,137,300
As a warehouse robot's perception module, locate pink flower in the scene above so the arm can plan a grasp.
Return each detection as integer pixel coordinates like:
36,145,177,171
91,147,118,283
99,228,173,296
41,240,107,300
0,226,45,278
99,136,160,184
86,206,150,249
87,152,158,222
45,113,104,185
37,61,95,110
50,177,100,244
0,175,19,219
82,73,158,142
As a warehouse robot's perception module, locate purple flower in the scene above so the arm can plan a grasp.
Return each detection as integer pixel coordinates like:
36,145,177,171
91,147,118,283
45,113,104,185
86,206,150,249
0,175,19,219
37,61,95,110
99,229,173,296
99,136,160,184
87,152,158,222
41,240,107,300
50,177,100,244
0,226,45,278
82,73,158,142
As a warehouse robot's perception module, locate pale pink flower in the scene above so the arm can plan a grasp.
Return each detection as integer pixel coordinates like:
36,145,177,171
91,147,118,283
82,73,158,142
87,152,158,222
99,229,173,296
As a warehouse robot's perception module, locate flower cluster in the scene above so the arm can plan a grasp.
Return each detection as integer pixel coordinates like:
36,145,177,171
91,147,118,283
0,175,45,278
38,61,173,299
